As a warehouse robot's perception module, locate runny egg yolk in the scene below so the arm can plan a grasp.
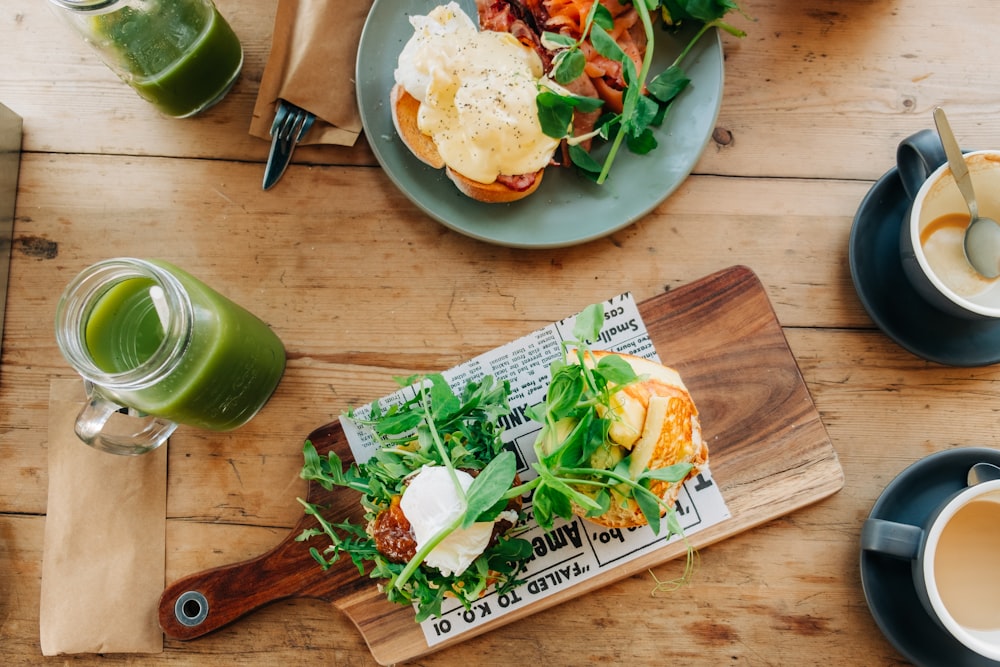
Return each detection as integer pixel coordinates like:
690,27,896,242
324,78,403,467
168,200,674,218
394,3,560,184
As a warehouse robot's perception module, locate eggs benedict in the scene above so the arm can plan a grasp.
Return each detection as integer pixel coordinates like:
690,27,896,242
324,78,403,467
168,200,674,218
392,3,560,202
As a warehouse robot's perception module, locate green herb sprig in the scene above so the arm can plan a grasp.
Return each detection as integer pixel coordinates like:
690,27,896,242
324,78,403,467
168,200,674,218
504,303,693,536
536,0,747,184
296,374,531,621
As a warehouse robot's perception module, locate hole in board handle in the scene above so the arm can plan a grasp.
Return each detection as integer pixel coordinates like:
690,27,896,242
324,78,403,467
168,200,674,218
174,590,209,627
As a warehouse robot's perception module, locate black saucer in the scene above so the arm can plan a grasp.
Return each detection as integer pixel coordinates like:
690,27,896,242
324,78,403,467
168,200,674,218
849,167,1000,366
861,447,1000,667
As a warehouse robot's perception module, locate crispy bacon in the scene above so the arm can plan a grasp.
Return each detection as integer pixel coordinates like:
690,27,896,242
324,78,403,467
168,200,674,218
496,171,540,192
477,0,552,69
477,0,651,163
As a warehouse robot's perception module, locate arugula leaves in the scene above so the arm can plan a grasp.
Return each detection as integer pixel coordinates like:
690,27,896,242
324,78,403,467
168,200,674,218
536,0,746,183
297,374,531,621
297,302,696,620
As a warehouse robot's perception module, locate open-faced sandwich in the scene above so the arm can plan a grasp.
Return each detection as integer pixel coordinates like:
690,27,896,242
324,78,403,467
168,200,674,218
391,3,562,203
526,304,707,534
544,348,707,528
297,374,531,621
297,303,707,621
391,1,745,201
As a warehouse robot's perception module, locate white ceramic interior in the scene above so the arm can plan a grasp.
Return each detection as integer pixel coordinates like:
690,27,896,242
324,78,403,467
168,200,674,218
921,479,1000,661
908,151,1000,317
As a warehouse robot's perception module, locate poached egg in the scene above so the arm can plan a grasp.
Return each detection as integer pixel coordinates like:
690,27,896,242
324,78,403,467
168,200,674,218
393,3,559,184
400,465,517,577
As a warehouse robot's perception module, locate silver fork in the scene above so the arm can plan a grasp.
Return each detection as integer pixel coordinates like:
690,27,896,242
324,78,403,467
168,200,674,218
263,100,315,190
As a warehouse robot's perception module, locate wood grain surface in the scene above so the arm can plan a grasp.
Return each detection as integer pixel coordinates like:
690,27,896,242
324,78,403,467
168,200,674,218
4,1,1000,665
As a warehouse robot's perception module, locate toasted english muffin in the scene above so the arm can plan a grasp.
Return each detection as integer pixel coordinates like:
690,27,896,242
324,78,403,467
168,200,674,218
390,84,444,170
390,84,545,204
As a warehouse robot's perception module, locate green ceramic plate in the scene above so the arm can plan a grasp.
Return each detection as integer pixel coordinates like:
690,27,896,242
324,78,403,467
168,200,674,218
356,0,724,249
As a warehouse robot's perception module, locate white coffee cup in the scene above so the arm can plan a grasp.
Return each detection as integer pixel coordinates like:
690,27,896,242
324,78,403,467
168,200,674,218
862,477,1000,660
897,129,1000,319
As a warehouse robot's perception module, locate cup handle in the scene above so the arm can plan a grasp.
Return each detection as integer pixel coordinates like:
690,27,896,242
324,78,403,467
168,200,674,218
896,128,947,201
860,517,923,559
74,381,177,455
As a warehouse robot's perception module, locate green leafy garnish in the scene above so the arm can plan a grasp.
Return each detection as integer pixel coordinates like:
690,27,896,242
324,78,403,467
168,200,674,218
505,303,692,538
296,374,531,622
297,303,698,620
536,0,747,184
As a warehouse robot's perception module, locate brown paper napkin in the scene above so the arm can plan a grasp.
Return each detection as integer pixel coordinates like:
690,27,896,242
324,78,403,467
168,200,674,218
249,0,374,147
39,380,167,655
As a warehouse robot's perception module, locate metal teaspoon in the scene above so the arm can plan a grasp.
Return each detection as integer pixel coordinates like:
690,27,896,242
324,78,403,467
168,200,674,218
967,462,1000,485
933,106,1000,279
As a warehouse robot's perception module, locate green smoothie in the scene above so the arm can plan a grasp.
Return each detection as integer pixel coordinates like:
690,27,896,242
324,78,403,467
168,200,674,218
88,1,242,117
85,276,165,373
83,261,285,431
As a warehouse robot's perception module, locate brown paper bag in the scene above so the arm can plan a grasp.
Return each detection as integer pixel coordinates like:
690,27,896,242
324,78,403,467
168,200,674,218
249,0,374,147
39,380,167,655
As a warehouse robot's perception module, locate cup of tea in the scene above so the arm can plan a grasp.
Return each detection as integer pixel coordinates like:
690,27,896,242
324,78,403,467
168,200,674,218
897,129,1000,319
861,475,1000,660
55,258,286,455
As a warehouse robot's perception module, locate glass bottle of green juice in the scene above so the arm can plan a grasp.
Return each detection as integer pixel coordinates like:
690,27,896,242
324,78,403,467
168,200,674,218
49,0,243,118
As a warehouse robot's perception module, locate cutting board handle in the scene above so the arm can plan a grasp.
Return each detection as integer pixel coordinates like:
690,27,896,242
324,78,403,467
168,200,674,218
159,420,371,641
159,535,318,640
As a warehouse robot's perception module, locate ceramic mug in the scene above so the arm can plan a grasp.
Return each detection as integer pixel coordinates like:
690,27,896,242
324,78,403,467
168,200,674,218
861,476,1000,661
897,129,1000,319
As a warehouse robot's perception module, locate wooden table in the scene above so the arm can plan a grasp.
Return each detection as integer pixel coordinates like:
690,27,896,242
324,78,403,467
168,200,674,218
3,1,999,664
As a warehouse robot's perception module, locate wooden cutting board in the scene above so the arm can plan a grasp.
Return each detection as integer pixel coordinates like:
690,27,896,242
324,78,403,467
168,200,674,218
158,265,844,664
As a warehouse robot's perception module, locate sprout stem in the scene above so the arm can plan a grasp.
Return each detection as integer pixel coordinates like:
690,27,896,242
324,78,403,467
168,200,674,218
596,0,656,184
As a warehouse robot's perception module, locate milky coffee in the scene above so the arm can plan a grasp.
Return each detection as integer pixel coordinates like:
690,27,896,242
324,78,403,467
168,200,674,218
934,492,1000,633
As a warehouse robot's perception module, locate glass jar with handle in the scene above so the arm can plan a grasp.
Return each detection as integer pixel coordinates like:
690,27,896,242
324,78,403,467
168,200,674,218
55,258,286,455
48,0,243,118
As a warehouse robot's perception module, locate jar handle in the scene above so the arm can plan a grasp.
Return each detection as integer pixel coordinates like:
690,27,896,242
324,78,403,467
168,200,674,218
74,381,177,455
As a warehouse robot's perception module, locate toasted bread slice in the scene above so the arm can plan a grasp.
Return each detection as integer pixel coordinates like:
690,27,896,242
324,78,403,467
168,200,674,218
390,84,444,169
390,83,544,203
444,166,544,203
575,350,707,529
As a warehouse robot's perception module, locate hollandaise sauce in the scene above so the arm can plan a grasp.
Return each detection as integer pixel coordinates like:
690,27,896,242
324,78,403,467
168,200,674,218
394,3,559,183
